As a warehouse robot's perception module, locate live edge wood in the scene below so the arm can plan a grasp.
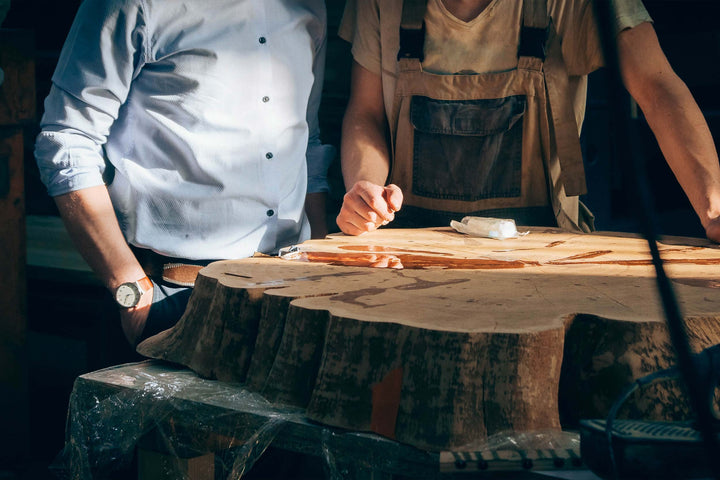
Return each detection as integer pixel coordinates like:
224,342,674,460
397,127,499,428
137,227,720,451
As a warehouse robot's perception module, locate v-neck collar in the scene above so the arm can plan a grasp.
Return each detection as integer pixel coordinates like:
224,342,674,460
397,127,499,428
433,0,501,28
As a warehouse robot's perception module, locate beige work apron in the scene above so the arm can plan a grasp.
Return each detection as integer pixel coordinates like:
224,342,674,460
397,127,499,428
389,0,593,231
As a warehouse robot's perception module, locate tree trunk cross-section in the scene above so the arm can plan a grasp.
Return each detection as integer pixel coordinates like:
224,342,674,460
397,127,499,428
137,227,720,451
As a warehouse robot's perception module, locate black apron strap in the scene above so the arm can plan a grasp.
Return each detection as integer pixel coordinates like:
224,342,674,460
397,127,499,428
398,0,427,63
518,0,549,60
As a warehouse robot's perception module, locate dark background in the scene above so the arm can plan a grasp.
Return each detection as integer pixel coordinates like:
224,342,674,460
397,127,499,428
0,0,718,479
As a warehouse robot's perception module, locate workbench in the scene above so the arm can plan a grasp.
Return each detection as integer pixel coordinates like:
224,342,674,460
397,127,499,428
51,226,720,478
137,227,720,452
58,360,593,480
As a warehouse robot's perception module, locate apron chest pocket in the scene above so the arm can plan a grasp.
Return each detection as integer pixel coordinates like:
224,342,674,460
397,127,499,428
409,95,526,201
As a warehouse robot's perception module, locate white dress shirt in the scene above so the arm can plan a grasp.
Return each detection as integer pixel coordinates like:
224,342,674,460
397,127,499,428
35,0,331,260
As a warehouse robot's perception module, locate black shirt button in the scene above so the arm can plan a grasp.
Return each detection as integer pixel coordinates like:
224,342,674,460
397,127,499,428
262,96,270,103
266,209,274,217
265,152,273,159
259,36,266,44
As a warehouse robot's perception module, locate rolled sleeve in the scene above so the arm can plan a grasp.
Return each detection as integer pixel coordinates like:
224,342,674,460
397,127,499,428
35,130,107,197
36,85,120,196
35,0,146,196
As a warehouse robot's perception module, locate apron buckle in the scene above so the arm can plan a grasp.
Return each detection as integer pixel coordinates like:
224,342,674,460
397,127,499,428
518,26,549,61
398,23,426,62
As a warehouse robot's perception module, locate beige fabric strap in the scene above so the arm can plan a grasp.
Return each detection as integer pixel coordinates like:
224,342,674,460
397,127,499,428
522,0,548,29
400,0,426,30
543,22,588,196
521,0,587,197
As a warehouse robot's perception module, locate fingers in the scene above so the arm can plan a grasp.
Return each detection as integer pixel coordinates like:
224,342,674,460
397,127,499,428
357,187,396,222
337,212,380,236
119,290,153,346
383,184,404,213
337,181,403,235
337,192,382,235
706,218,720,244
120,306,150,347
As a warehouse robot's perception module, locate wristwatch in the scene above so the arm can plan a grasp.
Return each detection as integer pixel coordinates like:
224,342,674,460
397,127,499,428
114,276,153,308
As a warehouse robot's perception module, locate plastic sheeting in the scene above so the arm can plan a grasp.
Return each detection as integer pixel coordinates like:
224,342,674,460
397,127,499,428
51,360,584,479
51,361,300,479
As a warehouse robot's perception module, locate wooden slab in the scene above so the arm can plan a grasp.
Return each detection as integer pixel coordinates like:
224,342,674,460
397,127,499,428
137,227,720,450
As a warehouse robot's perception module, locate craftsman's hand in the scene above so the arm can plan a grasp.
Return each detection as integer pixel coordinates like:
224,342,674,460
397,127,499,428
706,217,720,244
337,181,403,235
119,286,153,347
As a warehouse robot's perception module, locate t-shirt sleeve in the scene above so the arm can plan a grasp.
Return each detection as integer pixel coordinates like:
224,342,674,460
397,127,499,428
338,0,383,75
610,0,653,34
554,0,652,76
338,0,357,42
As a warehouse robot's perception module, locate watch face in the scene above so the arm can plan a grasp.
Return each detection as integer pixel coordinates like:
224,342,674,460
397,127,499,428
115,283,140,308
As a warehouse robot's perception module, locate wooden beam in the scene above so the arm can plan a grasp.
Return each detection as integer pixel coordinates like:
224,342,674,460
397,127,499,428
0,27,34,466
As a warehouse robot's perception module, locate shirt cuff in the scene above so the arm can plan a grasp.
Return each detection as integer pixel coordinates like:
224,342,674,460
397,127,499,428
41,167,106,197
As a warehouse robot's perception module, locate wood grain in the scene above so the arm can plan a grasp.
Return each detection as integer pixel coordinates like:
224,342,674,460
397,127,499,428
138,227,720,450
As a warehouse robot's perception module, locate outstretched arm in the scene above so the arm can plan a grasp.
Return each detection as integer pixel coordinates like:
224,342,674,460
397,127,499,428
337,61,403,235
617,22,720,242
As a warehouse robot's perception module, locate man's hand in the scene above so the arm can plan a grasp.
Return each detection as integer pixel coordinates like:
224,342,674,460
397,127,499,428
54,187,156,345
119,287,153,347
337,181,403,235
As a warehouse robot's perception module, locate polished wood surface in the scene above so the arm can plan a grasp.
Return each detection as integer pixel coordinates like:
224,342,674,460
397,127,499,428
138,227,720,450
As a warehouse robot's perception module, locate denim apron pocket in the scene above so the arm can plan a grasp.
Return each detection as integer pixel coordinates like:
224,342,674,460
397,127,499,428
410,95,526,201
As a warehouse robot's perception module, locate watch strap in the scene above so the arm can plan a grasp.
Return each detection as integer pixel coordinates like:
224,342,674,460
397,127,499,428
136,276,153,294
